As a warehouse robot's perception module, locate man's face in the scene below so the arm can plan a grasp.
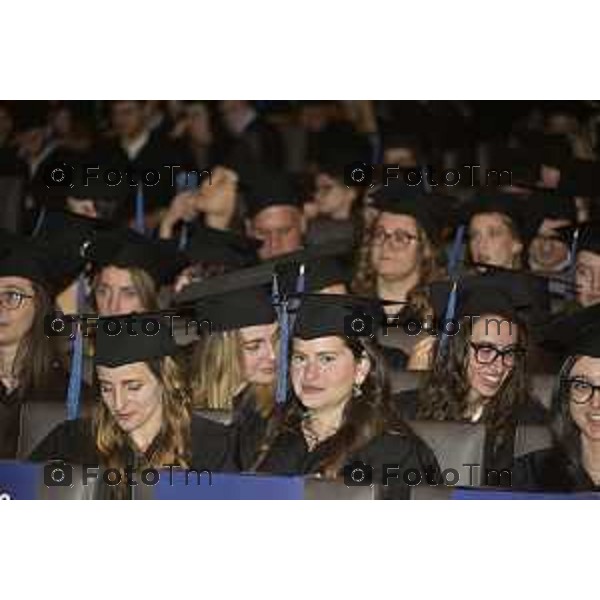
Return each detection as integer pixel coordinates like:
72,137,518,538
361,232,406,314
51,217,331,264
111,101,146,140
576,251,600,307
249,206,304,260
529,218,572,272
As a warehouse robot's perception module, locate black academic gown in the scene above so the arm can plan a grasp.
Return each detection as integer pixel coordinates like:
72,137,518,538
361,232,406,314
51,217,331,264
0,365,93,460
392,388,551,472
230,386,271,472
93,130,195,218
29,413,236,474
254,424,440,499
512,447,600,492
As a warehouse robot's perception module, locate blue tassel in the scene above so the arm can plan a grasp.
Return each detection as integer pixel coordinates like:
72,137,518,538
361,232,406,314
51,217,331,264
66,326,84,420
437,225,465,360
448,224,465,278
30,206,47,237
76,275,86,313
275,303,290,405
135,182,145,234
178,222,189,251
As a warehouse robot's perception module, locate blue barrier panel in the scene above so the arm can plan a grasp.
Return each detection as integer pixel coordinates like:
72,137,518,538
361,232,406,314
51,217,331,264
153,471,306,500
0,461,42,500
451,487,600,500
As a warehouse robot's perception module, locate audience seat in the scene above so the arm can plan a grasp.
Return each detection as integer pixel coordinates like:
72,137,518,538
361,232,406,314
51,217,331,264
407,420,486,487
193,409,233,425
17,401,68,460
513,423,553,457
530,374,555,411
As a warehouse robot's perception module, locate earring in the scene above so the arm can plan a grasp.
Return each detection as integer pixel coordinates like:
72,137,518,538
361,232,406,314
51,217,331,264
352,382,363,398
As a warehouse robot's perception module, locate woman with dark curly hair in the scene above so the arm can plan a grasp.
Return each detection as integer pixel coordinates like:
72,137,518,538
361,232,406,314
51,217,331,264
397,274,550,471
512,305,600,490
30,314,234,498
247,294,439,499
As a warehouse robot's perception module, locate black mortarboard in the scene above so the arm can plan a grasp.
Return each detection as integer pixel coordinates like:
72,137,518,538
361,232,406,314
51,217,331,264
95,313,179,368
244,169,302,219
84,229,189,286
428,270,552,326
528,191,577,226
460,193,531,242
173,238,354,306
292,293,386,340
275,255,350,296
373,179,443,241
314,129,372,181
185,225,261,269
485,145,540,189
556,159,600,198
193,285,276,332
556,220,600,255
0,229,84,294
537,304,600,359
66,169,130,205
34,210,114,255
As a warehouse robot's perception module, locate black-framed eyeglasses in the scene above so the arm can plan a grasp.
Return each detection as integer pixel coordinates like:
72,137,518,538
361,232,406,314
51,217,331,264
469,342,523,368
372,228,418,248
0,290,34,311
563,378,600,404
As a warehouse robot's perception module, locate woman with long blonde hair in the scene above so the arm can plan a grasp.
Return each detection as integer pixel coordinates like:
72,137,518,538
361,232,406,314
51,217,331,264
190,286,278,469
30,314,234,498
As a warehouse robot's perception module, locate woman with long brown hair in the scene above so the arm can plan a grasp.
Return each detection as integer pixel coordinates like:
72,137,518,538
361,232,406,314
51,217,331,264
247,294,439,498
30,314,234,498
0,231,87,458
398,273,550,471
352,181,446,368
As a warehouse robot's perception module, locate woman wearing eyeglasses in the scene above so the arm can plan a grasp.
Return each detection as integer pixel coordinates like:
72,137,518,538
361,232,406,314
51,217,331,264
399,273,550,472
0,232,88,459
512,304,600,491
352,181,445,368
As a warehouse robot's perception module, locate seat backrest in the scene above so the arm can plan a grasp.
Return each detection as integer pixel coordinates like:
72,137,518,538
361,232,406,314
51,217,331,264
193,409,233,425
407,420,487,487
0,176,24,233
389,370,425,395
513,423,553,458
530,374,555,410
17,401,68,460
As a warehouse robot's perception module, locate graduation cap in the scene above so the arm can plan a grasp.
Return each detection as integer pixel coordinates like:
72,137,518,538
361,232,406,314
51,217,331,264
65,169,130,206
193,285,276,333
556,220,600,255
556,159,600,198
292,293,387,340
185,225,262,269
313,129,373,181
274,254,350,296
33,209,114,254
85,228,189,286
0,229,84,295
243,169,302,219
428,270,553,327
373,180,448,242
485,145,541,189
173,238,354,306
527,191,577,228
537,304,600,359
95,313,179,368
459,193,531,243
